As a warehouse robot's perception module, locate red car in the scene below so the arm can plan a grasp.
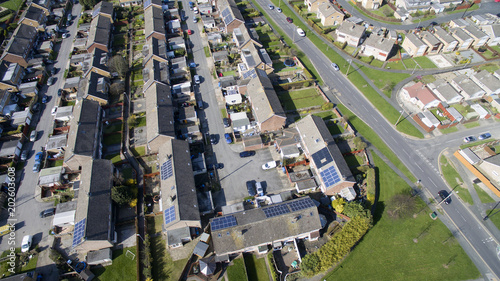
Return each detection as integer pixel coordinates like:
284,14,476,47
286,17,293,23
187,29,193,35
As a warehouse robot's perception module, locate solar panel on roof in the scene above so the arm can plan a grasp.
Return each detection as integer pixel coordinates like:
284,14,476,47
221,8,231,18
211,215,237,231
320,166,341,188
263,204,290,218
242,68,256,79
164,206,176,225
223,14,234,25
312,147,333,169
288,198,316,212
161,159,173,180
72,218,86,247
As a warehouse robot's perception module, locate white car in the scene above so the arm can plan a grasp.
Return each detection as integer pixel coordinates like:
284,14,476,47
331,63,340,71
193,7,199,14
51,106,58,115
262,161,277,170
297,28,305,37
277,8,282,12
21,235,32,253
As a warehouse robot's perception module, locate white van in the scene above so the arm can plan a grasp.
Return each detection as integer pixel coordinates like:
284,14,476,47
256,182,264,196
21,235,32,253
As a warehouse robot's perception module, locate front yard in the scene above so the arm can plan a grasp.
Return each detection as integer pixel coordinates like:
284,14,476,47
277,88,325,111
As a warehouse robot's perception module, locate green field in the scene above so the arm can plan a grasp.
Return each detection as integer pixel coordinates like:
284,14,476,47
360,66,410,97
278,88,325,110
440,155,474,205
474,184,495,204
325,153,480,281
0,0,23,11
227,257,247,281
244,254,269,281
93,247,137,281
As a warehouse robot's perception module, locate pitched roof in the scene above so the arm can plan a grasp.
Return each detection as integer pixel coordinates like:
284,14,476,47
420,31,441,46
92,1,114,18
464,24,488,39
481,24,500,39
247,69,285,124
433,26,457,44
473,70,500,91
276,128,301,147
81,71,109,101
145,83,175,142
143,37,168,63
143,0,162,9
22,5,45,22
452,75,485,96
143,58,169,90
233,27,262,49
336,21,365,38
145,6,165,37
3,24,38,57
219,0,244,26
87,15,112,49
404,33,426,47
452,28,473,42
318,2,344,18
64,99,101,160
363,34,394,53
403,82,439,105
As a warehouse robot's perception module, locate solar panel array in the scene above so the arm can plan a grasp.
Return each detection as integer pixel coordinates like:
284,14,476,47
242,68,256,79
223,14,234,25
72,218,86,247
288,198,316,212
263,204,290,218
221,8,231,18
312,147,333,169
143,0,151,8
320,166,341,188
211,215,237,231
164,206,176,225
161,159,173,180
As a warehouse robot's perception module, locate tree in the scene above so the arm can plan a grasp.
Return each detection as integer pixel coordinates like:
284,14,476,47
110,81,125,100
80,0,99,10
343,202,370,218
301,253,321,277
386,193,417,219
109,55,128,78
331,198,346,213
111,185,137,207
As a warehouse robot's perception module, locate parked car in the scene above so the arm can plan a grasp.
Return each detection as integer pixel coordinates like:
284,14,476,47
193,17,198,23
40,208,55,218
32,163,40,173
51,68,57,75
331,63,340,71
479,133,491,140
35,152,43,162
255,182,264,196
57,89,63,97
286,17,293,23
47,77,54,86
21,235,32,253
41,96,49,103
223,118,229,128
193,7,199,14
208,163,224,169
20,150,28,161
239,151,255,158
262,161,277,170
224,133,231,144
297,28,305,37
438,190,451,205
246,181,256,196
62,32,70,39
189,62,197,68
194,74,200,84
268,4,274,9
277,8,282,12
51,106,58,115
30,130,37,142
32,103,40,112
463,136,476,143
210,134,218,144
187,29,193,35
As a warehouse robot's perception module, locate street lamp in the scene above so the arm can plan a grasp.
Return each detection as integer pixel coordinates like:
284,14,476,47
395,110,404,126
411,63,418,75
416,18,422,30
346,59,352,76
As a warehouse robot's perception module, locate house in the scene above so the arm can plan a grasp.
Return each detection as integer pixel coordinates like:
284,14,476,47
159,139,201,237
86,15,113,53
317,3,344,27
0,140,22,159
63,77,81,95
172,81,192,101
1,24,38,68
142,37,168,64
213,51,228,63
198,3,212,14
145,83,175,154
79,72,110,105
82,48,110,78
19,82,38,97
438,0,462,7
230,112,251,132
167,19,181,34
401,33,428,57
233,27,262,51
471,14,499,26
393,9,409,21
478,154,500,186
433,26,458,52
73,159,114,252
0,61,24,91
362,0,383,9
296,115,356,195
120,0,142,7
246,69,286,132
360,34,394,61
38,166,64,188
480,24,500,46
276,128,301,159
30,0,52,15
449,18,469,29
202,16,216,29
239,44,273,74
64,99,102,171
143,0,162,11
420,31,442,54
167,36,186,50
395,0,431,12
0,91,19,117
431,3,444,14
451,28,474,51
145,6,166,41
335,22,366,47
304,0,327,13
45,134,68,152
19,5,47,31
170,56,188,79
451,75,485,100
224,86,242,105
10,108,32,126
218,0,245,33
463,24,489,47
419,110,441,128
471,71,500,95
38,41,53,55
54,105,73,122
142,58,169,92
92,1,115,23
211,197,321,258
402,82,440,109
428,79,463,104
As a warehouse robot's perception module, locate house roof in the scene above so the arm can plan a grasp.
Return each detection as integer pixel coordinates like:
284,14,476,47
145,6,165,37
420,31,441,46
219,0,244,27
167,226,191,246
90,48,109,73
213,50,228,62
64,77,81,89
92,1,114,18
452,28,473,42
452,75,485,97
473,70,500,91
45,134,68,150
159,139,201,228
363,34,394,53
81,71,109,102
404,33,426,47
484,153,500,166
145,83,175,142
23,5,45,23
317,3,344,18
336,21,365,38
247,69,285,125
143,58,169,89
295,115,354,189
450,18,469,28
2,24,37,57
143,37,168,63
233,27,262,49
64,99,101,161
433,26,457,44
481,24,500,39
75,159,113,242
38,166,63,185
276,128,301,147
55,105,74,120
430,81,460,101
87,15,112,49
143,0,163,9
464,24,488,39
0,140,19,157
211,197,321,256
403,82,439,105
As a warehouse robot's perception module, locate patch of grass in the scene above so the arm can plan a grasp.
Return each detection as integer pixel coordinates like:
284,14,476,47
463,121,480,129
104,121,123,134
204,46,210,57
0,0,23,11
440,155,474,205
447,4,479,14
370,4,395,18
278,88,325,110
412,56,435,69
384,60,407,70
222,70,236,76
103,133,122,146
327,123,344,135
171,258,189,281
244,254,269,281
227,257,247,281
93,247,137,281
131,146,146,157
325,153,480,281
135,116,146,127
313,111,335,120
105,153,122,164
474,184,495,204
460,138,497,149
360,66,410,97
344,154,363,167
477,62,500,73
150,235,171,280
221,108,227,118
439,126,458,134
273,62,302,73
347,2,401,25
421,75,437,84
486,209,500,229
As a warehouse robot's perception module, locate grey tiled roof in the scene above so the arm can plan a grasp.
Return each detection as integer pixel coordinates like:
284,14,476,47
87,15,112,49
145,83,175,142
65,99,101,158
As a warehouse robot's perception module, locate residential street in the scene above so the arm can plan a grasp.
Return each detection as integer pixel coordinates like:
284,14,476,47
255,0,500,278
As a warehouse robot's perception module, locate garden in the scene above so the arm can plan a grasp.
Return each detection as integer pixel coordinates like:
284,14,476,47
277,87,326,111
92,247,137,281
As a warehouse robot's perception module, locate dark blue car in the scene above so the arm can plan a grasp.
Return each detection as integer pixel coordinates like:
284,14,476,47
224,133,231,144
239,151,255,158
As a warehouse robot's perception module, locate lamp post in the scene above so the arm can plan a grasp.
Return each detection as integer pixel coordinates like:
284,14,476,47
346,59,352,76
416,18,422,30
395,110,404,126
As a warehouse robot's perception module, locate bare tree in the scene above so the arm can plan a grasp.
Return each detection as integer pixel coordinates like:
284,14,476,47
386,193,417,219
109,55,128,78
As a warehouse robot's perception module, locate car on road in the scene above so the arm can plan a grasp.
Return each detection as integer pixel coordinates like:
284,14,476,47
331,63,340,71
479,133,491,140
224,133,231,144
194,74,200,84
35,152,43,162
62,32,70,39
20,150,28,161
57,89,63,97
223,118,229,128
41,96,49,103
239,151,255,158
256,181,264,196
40,208,55,218
438,190,451,205
47,77,55,86
297,28,305,37
286,17,293,23
277,8,282,12
51,68,57,75
193,7,199,14
193,17,198,23
51,106,58,115
32,163,40,173
246,181,256,196
210,134,218,144
187,29,193,35
464,136,476,143
30,130,37,142
21,235,32,253
189,62,197,68
268,4,274,9
262,161,277,170
32,103,40,112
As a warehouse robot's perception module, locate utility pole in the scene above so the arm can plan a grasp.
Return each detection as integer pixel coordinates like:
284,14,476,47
346,59,352,76
461,0,472,19
395,110,404,126
416,18,422,30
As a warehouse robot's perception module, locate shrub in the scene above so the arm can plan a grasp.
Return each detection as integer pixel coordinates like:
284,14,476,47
366,168,376,206
303,81,310,87
267,251,279,281
321,102,334,110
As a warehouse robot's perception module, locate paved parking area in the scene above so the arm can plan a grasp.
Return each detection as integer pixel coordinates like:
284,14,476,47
428,54,453,68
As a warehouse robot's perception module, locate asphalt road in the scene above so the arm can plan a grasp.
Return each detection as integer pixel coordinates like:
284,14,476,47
0,3,83,252
256,0,500,278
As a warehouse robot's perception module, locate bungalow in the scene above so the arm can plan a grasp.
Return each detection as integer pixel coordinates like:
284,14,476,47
19,5,47,31
145,83,175,154
0,61,24,92
463,24,489,48
86,15,113,53
451,75,485,100
64,99,103,171
198,3,212,14
240,44,274,74
167,36,186,50
451,28,474,51
73,159,114,253
449,19,469,29
296,115,356,195
316,3,344,27
402,82,440,109
401,33,427,57
142,58,169,92
304,0,328,13
145,6,166,41
233,27,262,51
142,37,168,64
360,34,394,61
470,14,498,26
420,31,442,54
471,71,500,96
428,79,463,104
79,72,110,105
92,1,115,23
276,128,301,159
480,24,500,46
170,56,188,79
433,26,458,53
218,0,245,33
246,69,286,132
335,22,366,47
1,24,38,68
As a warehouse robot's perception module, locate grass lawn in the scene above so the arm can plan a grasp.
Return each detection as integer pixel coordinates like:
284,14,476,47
440,126,458,134
413,56,437,68
221,108,227,118
384,60,407,70
103,133,122,146
103,121,123,134
421,75,437,84
150,235,173,280
460,138,496,149
486,209,500,230
490,45,500,54
440,155,474,205
313,111,336,120
325,153,480,281
93,247,137,281
0,0,23,10
477,63,500,73
360,66,410,97
227,257,247,281
370,4,395,18
273,62,302,73
347,2,401,25
222,70,236,76
327,123,344,135
278,88,325,110
473,184,495,204
344,154,364,167
135,116,146,127
105,153,122,164
131,146,146,157
463,121,480,129
402,58,418,70
204,46,210,57
243,254,269,281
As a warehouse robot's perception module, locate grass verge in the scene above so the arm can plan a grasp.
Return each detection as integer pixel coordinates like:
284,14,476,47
440,155,474,205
